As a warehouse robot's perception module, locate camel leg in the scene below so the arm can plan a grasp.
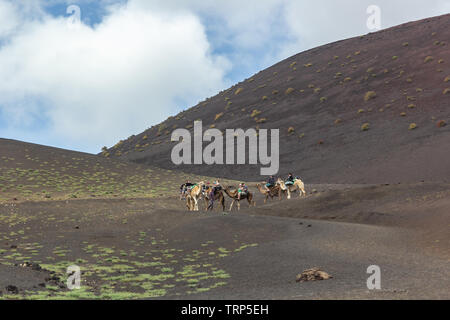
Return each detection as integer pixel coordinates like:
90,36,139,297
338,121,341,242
194,198,199,211
229,200,234,212
186,198,190,211
221,196,225,211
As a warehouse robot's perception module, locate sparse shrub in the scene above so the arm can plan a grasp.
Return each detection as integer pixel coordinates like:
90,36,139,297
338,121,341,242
416,88,423,93
444,88,450,95
142,135,148,140
334,118,342,125
288,127,295,135
262,96,268,101
335,72,342,77
308,84,315,88
392,56,398,60
424,56,434,63
358,109,365,114
215,112,224,121
438,59,444,64
361,123,370,131
290,61,297,68
210,124,216,128
344,77,352,82
272,90,279,95
409,123,417,130
256,118,267,124
235,87,243,95
408,104,416,109
314,88,321,93
354,51,361,55
367,67,374,73
304,63,313,67
402,42,409,47
251,110,261,118
444,76,450,82
437,120,447,128
400,112,407,117
320,97,327,103
101,146,108,153
406,78,413,83
407,96,416,101
364,91,377,102
318,140,324,145
285,88,295,95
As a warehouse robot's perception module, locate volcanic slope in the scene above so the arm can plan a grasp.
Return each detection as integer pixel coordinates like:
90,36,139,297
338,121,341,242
0,138,237,202
104,13,450,183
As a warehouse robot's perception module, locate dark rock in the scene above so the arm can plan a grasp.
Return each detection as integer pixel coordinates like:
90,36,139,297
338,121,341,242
5,285,19,294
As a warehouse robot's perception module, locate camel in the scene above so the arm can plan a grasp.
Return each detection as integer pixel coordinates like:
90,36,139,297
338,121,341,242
203,186,226,212
277,178,306,199
185,182,205,211
223,186,256,211
256,183,284,203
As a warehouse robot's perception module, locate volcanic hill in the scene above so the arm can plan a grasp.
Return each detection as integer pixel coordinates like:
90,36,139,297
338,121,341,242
104,14,450,183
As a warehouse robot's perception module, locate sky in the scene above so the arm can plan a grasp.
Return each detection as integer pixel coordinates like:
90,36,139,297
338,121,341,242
0,0,449,154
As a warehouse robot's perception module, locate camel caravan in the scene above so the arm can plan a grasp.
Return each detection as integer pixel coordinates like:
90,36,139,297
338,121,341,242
179,173,306,212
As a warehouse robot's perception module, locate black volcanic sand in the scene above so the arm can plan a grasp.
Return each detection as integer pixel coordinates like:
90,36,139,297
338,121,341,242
0,183,448,300
108,13,450,184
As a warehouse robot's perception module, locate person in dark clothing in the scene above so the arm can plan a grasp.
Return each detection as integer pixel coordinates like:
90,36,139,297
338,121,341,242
180,180,195,199
265,176,276,191
286,173,295,185
212,180,222,194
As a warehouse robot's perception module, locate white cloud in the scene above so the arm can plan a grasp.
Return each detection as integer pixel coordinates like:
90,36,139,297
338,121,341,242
0,0,230,152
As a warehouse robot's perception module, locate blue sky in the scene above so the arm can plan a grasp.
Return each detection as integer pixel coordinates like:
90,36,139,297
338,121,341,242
0,0,448,153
